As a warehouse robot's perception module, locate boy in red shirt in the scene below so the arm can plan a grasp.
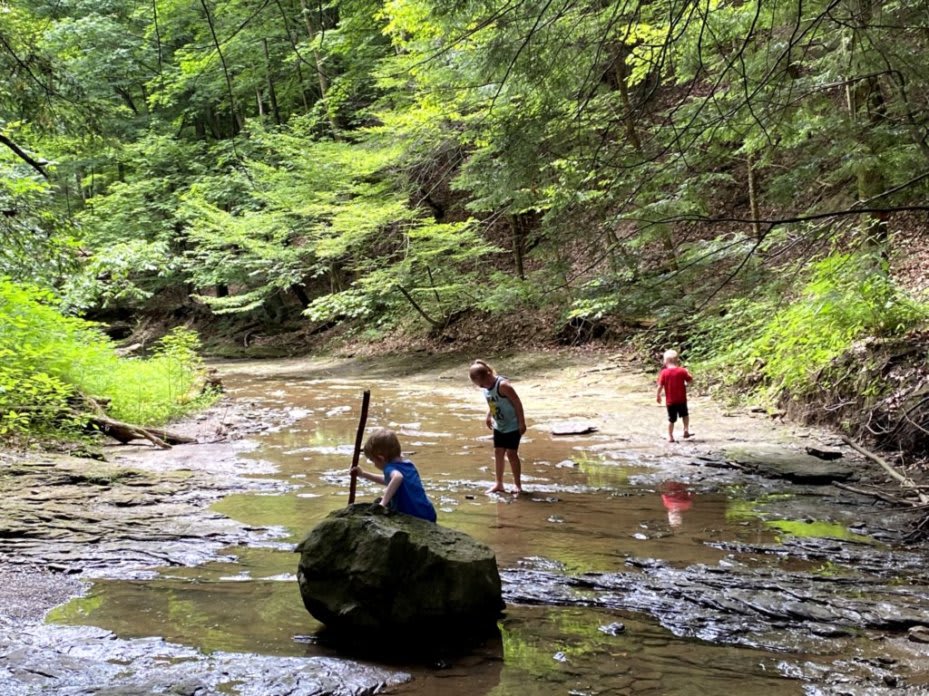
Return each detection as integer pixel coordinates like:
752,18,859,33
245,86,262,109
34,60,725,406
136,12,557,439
656,349,693,442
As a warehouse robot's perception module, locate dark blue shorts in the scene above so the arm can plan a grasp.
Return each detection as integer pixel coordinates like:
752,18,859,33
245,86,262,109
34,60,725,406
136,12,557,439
667,403,689,423
493,429,522,450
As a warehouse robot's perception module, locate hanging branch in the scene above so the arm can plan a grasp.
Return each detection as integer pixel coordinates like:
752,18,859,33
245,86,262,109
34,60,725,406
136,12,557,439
395,285,442,328
0,133,49,179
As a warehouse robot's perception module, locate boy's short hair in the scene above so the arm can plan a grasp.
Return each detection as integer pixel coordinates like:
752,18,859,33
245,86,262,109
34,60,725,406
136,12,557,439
363,428,402,461
663,349,679,364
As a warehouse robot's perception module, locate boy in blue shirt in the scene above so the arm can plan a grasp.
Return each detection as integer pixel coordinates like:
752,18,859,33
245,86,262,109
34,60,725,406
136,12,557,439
351,428,437,522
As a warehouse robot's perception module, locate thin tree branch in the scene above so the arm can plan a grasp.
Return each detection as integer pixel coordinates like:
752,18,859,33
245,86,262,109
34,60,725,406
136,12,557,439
0,133,49,179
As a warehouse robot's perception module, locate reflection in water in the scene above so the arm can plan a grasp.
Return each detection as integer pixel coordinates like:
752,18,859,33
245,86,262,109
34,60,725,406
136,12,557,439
659,480,694,530
47,368,873,695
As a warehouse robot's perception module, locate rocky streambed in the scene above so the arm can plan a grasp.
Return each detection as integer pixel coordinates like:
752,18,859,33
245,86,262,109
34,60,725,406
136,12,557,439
2,352,929,695
0,401,409,696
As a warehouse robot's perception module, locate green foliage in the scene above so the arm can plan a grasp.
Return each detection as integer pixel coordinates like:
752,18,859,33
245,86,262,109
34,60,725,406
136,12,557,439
4,0,929,437
78,327,215,425
693,253,929,400
0,279,213,439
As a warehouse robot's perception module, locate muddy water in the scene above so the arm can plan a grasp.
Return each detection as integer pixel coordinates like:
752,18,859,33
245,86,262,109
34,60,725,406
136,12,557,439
47,355,917,694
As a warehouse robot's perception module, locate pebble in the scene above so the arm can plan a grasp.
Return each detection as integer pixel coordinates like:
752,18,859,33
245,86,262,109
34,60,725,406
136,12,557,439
598,622,626,636
907,625,929,643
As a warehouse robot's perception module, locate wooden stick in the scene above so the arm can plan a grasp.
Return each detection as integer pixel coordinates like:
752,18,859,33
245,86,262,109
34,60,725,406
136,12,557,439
832,481,915,506
841,435,929,505
348,390,371,504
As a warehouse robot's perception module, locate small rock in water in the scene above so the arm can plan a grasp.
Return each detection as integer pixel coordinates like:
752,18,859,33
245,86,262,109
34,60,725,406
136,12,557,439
547,515,564,524
598,622,626,636
553,651,568,662
555,459,577,468
907,625,929,643
632,532,648,540
549,421,599,436
805,446,843,461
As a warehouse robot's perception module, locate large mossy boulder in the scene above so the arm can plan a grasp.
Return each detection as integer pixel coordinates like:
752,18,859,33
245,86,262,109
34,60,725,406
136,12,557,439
296,504,504,640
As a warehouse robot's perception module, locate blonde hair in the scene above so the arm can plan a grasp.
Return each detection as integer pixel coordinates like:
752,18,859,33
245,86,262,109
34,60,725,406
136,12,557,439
469,359,496,381
662,349,680,366
363,428,402,462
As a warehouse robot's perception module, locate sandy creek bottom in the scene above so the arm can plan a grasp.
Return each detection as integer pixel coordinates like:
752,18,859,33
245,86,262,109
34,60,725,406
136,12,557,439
46,354,929,695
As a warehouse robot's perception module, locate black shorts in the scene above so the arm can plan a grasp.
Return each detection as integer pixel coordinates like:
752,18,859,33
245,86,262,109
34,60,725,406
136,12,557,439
667,403,689,423
493,429,522,450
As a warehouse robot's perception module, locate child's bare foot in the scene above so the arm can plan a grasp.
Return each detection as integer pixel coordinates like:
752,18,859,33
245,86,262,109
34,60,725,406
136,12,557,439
513,487,524,495
486,485,507,494
683,431,693,439
668,437,675,443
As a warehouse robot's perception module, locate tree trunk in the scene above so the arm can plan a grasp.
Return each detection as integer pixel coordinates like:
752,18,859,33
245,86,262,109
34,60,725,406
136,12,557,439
290,283,310,308
510,215,525,280
746,151,762,239
263,38,282,125
294,55,311,112
299,0,339,137
845,0,888,253
613,49,642,153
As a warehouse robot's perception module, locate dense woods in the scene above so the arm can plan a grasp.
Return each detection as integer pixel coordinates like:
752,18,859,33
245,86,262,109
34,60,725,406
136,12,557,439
1,0,928,446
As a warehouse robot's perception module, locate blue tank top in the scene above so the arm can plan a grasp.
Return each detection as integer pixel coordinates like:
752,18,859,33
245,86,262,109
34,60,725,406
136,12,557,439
483,376,519,433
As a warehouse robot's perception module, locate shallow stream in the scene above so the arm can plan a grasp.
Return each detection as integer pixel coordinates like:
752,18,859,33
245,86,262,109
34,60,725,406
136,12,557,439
46,355,929,694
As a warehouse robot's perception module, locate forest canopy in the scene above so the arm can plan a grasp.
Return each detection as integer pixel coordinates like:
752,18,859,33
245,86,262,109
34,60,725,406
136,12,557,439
2,0,929,442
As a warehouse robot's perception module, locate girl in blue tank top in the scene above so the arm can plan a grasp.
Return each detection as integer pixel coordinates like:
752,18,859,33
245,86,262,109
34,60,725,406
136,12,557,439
469,359,527,495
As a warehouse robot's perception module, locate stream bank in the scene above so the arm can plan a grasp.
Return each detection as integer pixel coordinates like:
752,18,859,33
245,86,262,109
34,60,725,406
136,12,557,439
2,351,929,694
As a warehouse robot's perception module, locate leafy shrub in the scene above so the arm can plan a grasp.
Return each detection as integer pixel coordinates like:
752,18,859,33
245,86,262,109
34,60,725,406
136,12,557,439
693,252,929,399
0,279,214,439
77,327,215,425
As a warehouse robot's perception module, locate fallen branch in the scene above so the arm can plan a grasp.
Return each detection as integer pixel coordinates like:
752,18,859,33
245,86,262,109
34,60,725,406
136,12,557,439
840,436,929,505
832,481,914,506
88,415,196,449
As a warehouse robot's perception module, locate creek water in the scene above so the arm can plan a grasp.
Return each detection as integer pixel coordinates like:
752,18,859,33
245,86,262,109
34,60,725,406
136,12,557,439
46,355,923,694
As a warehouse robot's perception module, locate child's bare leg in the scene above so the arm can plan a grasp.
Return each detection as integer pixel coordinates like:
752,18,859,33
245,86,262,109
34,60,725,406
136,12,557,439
506,449,523,494
667,421,675,442
486,448,507,493
682,416,691,438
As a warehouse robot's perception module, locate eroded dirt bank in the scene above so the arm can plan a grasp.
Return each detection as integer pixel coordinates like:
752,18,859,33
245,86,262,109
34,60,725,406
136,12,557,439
2,351,929,695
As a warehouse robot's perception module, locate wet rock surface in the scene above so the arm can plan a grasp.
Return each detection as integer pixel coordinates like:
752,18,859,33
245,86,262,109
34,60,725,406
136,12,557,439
0,398,410,696
0,624,408,696
722,444,857,484
4,357,929,695
503,553,929,651
0,451,285,578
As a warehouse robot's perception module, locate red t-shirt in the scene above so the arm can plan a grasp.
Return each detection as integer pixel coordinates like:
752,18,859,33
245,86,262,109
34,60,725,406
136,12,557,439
658,366,692,405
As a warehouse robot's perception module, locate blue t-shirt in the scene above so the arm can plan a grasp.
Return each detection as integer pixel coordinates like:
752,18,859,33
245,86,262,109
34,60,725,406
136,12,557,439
482,376,519,433
382,459,437,522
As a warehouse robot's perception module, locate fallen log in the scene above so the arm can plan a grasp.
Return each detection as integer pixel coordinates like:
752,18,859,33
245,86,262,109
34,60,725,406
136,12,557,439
86,415,196,449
